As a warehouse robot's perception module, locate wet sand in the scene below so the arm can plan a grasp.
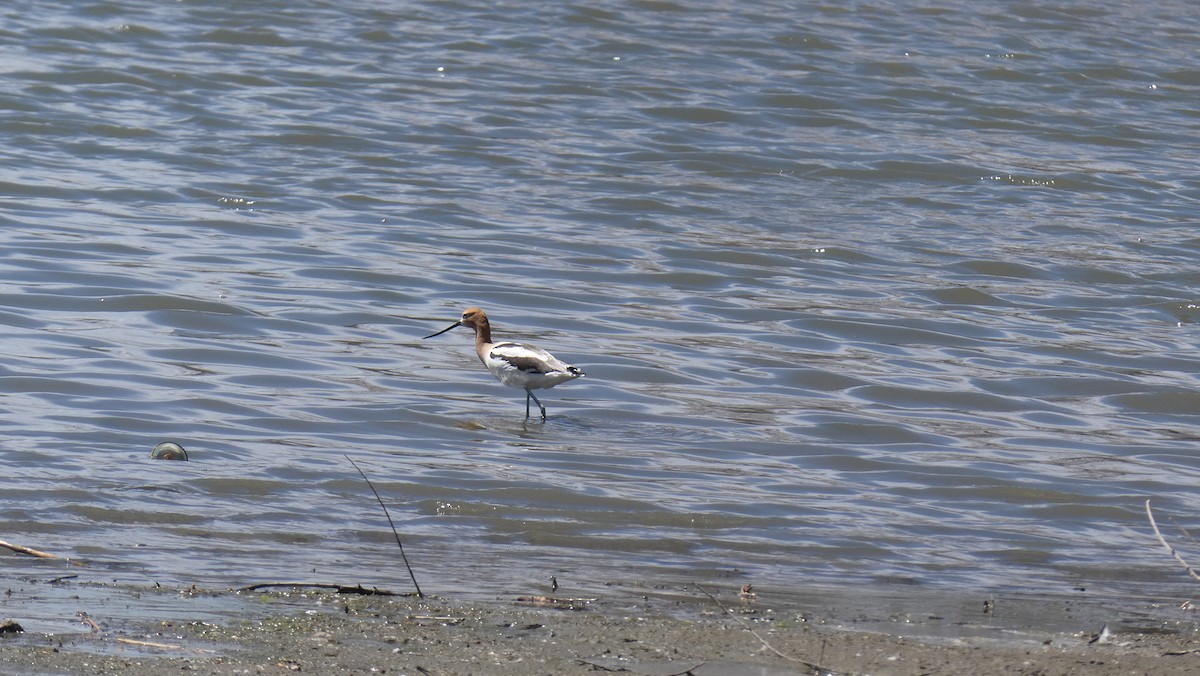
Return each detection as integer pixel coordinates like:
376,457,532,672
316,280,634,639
1,580,1199,675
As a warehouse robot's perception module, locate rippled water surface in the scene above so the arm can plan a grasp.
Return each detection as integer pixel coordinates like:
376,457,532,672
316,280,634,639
3,0,1200,605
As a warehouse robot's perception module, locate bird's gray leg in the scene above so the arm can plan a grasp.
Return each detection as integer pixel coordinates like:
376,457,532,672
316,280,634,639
526,389,546,420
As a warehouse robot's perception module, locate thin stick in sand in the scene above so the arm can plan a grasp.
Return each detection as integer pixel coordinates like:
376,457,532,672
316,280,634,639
693,581,828,672
1145,499,1200,582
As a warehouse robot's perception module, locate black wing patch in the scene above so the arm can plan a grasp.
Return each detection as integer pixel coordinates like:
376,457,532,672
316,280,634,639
496,353,555,374
491,342,563,374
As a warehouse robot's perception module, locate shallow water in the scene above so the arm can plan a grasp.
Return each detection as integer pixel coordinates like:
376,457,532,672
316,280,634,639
2,0,1200,607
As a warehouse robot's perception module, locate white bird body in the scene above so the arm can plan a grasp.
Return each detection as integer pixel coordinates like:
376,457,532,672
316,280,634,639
424,307,584,419
482,342,582,391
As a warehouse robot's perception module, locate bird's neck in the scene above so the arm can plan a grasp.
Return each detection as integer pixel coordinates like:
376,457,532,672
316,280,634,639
473,319,493,346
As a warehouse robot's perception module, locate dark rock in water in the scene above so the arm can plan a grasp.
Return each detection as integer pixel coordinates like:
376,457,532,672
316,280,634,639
150,442,189,461
0,619,23,633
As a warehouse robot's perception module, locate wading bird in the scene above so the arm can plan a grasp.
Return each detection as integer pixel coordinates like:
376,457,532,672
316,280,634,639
423,307,585,420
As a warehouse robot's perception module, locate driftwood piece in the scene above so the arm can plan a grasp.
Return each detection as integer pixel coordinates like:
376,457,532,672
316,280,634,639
77,611,102,632
239,582,413,596
0,539,84,566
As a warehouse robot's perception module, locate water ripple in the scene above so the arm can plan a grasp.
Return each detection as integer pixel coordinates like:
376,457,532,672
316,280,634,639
0,0,1197,603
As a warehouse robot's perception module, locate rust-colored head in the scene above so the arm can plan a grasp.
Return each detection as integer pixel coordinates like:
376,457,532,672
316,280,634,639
424,307,492,341
458,307,488,329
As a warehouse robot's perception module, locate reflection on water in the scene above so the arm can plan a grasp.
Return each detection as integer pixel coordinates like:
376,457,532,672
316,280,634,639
1,0,1199,608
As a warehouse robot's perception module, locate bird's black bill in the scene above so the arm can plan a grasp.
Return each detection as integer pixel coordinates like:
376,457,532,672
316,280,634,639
423,321,461,339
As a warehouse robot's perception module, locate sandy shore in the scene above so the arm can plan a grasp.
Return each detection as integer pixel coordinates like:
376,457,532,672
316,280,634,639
1,580,1198,675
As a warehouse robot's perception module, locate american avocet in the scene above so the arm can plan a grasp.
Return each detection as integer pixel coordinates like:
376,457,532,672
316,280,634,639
423,307,585,420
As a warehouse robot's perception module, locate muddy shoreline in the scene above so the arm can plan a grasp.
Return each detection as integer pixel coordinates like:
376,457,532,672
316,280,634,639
1,578,1199,675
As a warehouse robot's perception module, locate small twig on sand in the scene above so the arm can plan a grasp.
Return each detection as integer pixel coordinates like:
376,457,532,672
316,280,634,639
408,615,465,625
116,638,175,648
516,595,596,609
114,636,219,653
0,539,85,566
578,658,705,674
239,582,414,596
1145,499,1200,582
693,582,826,673
346,455,423,598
